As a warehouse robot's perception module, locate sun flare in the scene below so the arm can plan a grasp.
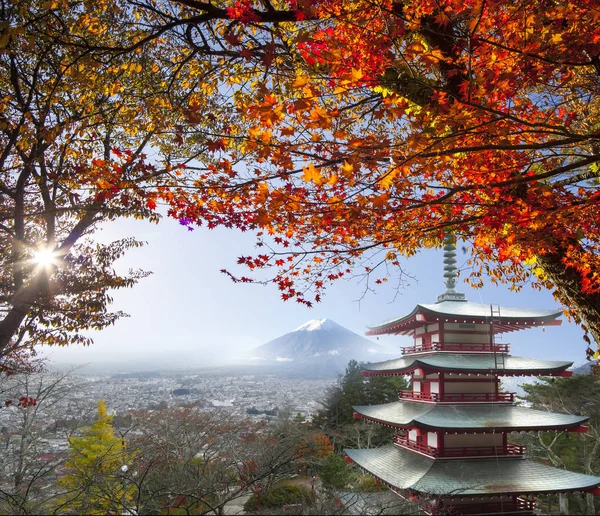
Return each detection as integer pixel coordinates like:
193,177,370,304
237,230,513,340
33,247,58,267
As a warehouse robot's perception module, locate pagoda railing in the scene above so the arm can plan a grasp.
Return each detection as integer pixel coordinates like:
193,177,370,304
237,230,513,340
393,434,438,456
398,391,516,403
400,342,510,354
393,435,525,458
440,498,536,515
442,443,526,458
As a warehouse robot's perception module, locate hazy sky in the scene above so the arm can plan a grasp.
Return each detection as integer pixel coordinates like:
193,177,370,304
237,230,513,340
41,215,591,369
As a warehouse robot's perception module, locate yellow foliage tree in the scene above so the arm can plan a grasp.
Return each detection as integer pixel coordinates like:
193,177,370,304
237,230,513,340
58,400,135,515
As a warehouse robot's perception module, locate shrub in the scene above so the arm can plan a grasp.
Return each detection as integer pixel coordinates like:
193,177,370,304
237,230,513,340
356,474,380,492
243,484,312,512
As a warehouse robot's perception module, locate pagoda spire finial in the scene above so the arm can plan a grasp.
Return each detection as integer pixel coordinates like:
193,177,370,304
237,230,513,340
437,231,466,302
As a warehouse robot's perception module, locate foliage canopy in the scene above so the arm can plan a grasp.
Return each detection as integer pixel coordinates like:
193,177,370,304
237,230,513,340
2,0,600,363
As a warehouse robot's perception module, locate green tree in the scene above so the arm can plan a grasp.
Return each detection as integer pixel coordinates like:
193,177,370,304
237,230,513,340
516,375,600,515
319,453,350,488
318,360,407,427
58,400,135,515
313,360,407,454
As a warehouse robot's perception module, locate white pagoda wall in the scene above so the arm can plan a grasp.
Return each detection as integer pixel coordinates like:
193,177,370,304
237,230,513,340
445,382,495,394
415,324,439,335
445,433,502,448
444,333,490,344
445,323,491,332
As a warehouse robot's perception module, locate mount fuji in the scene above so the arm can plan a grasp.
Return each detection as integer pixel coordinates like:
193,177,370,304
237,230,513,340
248,319,394,376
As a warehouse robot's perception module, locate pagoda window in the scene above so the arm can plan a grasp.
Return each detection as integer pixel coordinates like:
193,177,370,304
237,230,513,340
427,432,438,448
414,336,423,347
413,380,421,393
408,429,419,442
430,333,440,344
430,381,440,394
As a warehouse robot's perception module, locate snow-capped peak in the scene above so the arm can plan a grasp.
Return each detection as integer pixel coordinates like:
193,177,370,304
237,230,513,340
293,318,337,332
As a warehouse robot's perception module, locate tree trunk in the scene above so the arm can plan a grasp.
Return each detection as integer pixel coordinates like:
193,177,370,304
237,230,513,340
0,271,50,354
559,493,569,515
587,493,596,515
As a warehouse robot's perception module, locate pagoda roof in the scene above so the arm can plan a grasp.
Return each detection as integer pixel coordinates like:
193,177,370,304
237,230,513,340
346,445,600,495
362,353,572,376
366,300,562,336
353,401,589,431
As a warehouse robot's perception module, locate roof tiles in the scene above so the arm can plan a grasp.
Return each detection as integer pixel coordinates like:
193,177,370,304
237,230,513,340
346,446,600,495
362,353,572,375
353,401,589,430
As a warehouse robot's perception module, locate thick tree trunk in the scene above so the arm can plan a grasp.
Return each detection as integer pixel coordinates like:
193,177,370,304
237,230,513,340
0,271,50,353
537,249,600,355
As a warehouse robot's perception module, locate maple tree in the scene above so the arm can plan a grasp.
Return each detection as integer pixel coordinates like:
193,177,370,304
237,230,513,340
3,0,600,362
0,0,245,363
145,0,600,355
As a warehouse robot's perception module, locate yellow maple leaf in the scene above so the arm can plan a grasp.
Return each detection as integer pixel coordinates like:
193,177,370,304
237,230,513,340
293,74,309,88
258,129,272,143
256,182,269,200
248,126,261,139
340,161,354,176
378,167,399,189
302,163,322,183
351,68,363,82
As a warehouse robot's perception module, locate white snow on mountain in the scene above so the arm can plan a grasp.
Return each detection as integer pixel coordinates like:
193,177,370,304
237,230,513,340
293,319,337,332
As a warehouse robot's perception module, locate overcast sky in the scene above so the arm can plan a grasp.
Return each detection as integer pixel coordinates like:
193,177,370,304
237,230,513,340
40,216,590,370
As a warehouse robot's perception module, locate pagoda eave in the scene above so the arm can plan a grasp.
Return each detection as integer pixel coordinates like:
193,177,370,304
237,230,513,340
366,301,562,336
352,401,589,432
361,353,572,377
362,367,570,377
352,469,600,498
345,446,600,497
365,311,426,336
354,412,589,434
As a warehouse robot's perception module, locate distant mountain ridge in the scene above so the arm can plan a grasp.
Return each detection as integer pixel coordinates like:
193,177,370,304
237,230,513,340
248,318,393,376
572,362,595,375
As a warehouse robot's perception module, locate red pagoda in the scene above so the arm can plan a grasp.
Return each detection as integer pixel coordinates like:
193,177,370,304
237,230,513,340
345,236,600,515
